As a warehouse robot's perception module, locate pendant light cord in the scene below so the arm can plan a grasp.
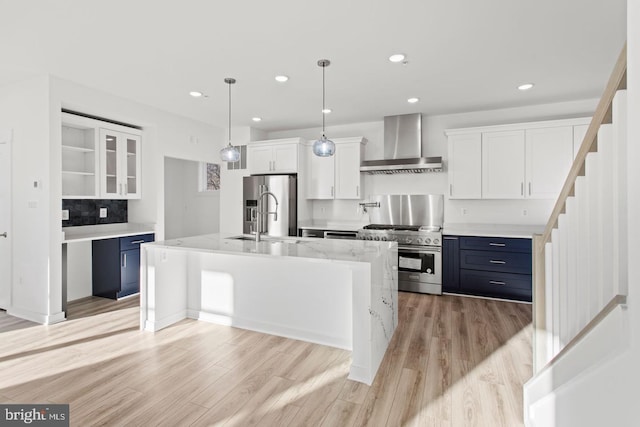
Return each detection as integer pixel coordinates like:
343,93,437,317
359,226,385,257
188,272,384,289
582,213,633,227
228,81,232,144
322,64,326,137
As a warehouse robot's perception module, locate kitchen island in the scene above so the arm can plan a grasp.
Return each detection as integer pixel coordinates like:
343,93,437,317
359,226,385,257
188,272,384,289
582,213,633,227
140,233,398,385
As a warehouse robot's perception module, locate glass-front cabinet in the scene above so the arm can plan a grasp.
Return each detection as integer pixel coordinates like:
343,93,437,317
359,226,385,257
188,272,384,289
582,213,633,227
99,129,141,199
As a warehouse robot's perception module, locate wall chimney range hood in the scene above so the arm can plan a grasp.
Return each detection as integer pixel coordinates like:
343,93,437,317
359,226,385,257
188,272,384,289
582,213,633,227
360,113,442,174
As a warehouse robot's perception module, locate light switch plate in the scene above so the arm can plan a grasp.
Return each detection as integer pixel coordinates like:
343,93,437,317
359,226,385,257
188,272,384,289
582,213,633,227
99,208,107,218
62,209,69,220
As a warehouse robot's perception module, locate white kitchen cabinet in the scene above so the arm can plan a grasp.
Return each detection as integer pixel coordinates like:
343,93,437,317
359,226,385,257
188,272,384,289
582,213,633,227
99,129,141,199
307,137,365,200
482,130,526,199
573,124,589,159
308,153,335,198
448,133,481,199
446,117,590,200
247,140,298,174
525,126,574,199
61,114,99,199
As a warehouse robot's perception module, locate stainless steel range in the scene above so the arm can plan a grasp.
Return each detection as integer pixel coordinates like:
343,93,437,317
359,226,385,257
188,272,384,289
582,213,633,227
357,194,444,295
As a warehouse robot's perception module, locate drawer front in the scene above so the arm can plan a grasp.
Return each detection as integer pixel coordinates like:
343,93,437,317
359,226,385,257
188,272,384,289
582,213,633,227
120,233,155,251
460,249,531,274
460,269,531,302
459,236,531,253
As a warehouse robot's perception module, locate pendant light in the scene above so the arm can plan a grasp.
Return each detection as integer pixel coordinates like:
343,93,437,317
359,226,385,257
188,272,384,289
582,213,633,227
220,77,241,162
312,59,335,157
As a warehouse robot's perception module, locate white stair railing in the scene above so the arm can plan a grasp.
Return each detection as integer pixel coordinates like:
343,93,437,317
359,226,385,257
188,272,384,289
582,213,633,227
531,43,628,371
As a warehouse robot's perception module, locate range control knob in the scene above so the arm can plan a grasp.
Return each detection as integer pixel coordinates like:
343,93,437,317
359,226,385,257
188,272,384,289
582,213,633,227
425,238,431,244
374,236,380,241
405,238,413,244
416,238,423,244
433,238,440,245
381,236,388,241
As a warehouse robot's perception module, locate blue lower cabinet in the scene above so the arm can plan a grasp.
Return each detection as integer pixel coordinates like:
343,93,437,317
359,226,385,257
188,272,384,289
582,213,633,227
92,233,154,299
443,236,460,292
443,234,532,302
459,269,532,302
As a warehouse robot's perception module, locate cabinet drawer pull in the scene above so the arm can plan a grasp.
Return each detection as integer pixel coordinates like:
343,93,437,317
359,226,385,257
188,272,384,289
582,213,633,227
130,240,145,244
521,182,524,196
489,243,506,247
489,280,506,286
122,253,127,268
489,260,506,264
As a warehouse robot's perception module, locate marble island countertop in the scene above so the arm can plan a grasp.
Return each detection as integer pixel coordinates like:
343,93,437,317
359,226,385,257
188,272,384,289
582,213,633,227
147,233,396,264
443,223,546,239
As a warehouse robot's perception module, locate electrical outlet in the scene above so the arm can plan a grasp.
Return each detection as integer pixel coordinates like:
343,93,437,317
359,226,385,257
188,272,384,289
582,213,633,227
461,208,467,215
522,209,528,216
99,208,107,218
62,209,69,220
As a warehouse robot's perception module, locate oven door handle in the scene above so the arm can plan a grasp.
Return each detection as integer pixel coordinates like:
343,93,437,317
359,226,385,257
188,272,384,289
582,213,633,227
398,246,441,253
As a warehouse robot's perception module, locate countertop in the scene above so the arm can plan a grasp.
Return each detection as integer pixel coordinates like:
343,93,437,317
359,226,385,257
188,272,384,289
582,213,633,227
146,233,396,264
297,221,367,231
62,223,156,243
443,223,545,239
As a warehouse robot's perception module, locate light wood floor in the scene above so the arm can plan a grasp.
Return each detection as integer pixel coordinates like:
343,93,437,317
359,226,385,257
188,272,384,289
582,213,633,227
0,293,532,426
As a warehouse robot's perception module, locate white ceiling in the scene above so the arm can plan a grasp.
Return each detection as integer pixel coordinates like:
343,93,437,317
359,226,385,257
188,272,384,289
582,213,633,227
0,0,627,132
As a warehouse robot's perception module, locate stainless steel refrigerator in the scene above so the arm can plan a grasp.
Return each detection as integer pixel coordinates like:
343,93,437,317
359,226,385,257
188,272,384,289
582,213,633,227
243,175,297,237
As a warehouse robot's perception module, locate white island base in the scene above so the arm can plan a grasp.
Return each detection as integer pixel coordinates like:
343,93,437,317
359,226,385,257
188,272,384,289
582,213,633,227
140,234,398,385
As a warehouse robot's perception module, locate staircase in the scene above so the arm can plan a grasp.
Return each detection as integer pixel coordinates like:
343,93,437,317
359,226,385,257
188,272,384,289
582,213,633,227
524,44,628,426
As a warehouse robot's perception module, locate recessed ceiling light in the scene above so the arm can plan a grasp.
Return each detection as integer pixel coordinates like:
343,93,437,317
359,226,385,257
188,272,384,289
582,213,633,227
322,108,332,114
252,117,262,122
518,83,535,91
389,53,406,63
189,91,203,97
407,97,419,104
275,75,289,83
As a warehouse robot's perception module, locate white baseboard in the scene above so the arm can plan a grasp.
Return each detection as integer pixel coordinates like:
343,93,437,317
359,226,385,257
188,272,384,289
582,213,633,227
144,310,187,332
7,306,67,324
189,310,352,350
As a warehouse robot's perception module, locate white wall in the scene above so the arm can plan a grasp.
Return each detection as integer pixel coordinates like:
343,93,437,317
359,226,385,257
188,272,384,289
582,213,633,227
164,157,220,239
268,98,598,226
0,75,59,322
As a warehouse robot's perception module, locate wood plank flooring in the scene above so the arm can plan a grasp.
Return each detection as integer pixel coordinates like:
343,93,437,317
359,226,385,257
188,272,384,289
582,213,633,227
0,293,532,426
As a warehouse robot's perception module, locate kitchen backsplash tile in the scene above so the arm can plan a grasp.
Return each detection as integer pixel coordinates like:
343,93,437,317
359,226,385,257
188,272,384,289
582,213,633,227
62,199,127,227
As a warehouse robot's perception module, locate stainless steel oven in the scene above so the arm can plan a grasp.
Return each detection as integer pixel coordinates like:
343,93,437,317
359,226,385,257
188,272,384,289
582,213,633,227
356,194,444,295
397,245,442,295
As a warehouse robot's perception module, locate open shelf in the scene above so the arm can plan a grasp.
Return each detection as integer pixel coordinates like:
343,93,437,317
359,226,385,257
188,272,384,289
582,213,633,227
62,144,95,153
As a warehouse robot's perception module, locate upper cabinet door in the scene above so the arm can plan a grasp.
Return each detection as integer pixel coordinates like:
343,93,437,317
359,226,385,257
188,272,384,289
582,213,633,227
123,133,141,199
334,142,362,199
308,153,335,199
525,126,573,199
99,129,141,199
100,128,123,199
247,145,273,174
448,133,482,199
482,130,525,199
272,144,298,173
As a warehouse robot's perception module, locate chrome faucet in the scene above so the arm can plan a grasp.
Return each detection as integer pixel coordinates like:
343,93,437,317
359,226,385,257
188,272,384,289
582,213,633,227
255,186,279,242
